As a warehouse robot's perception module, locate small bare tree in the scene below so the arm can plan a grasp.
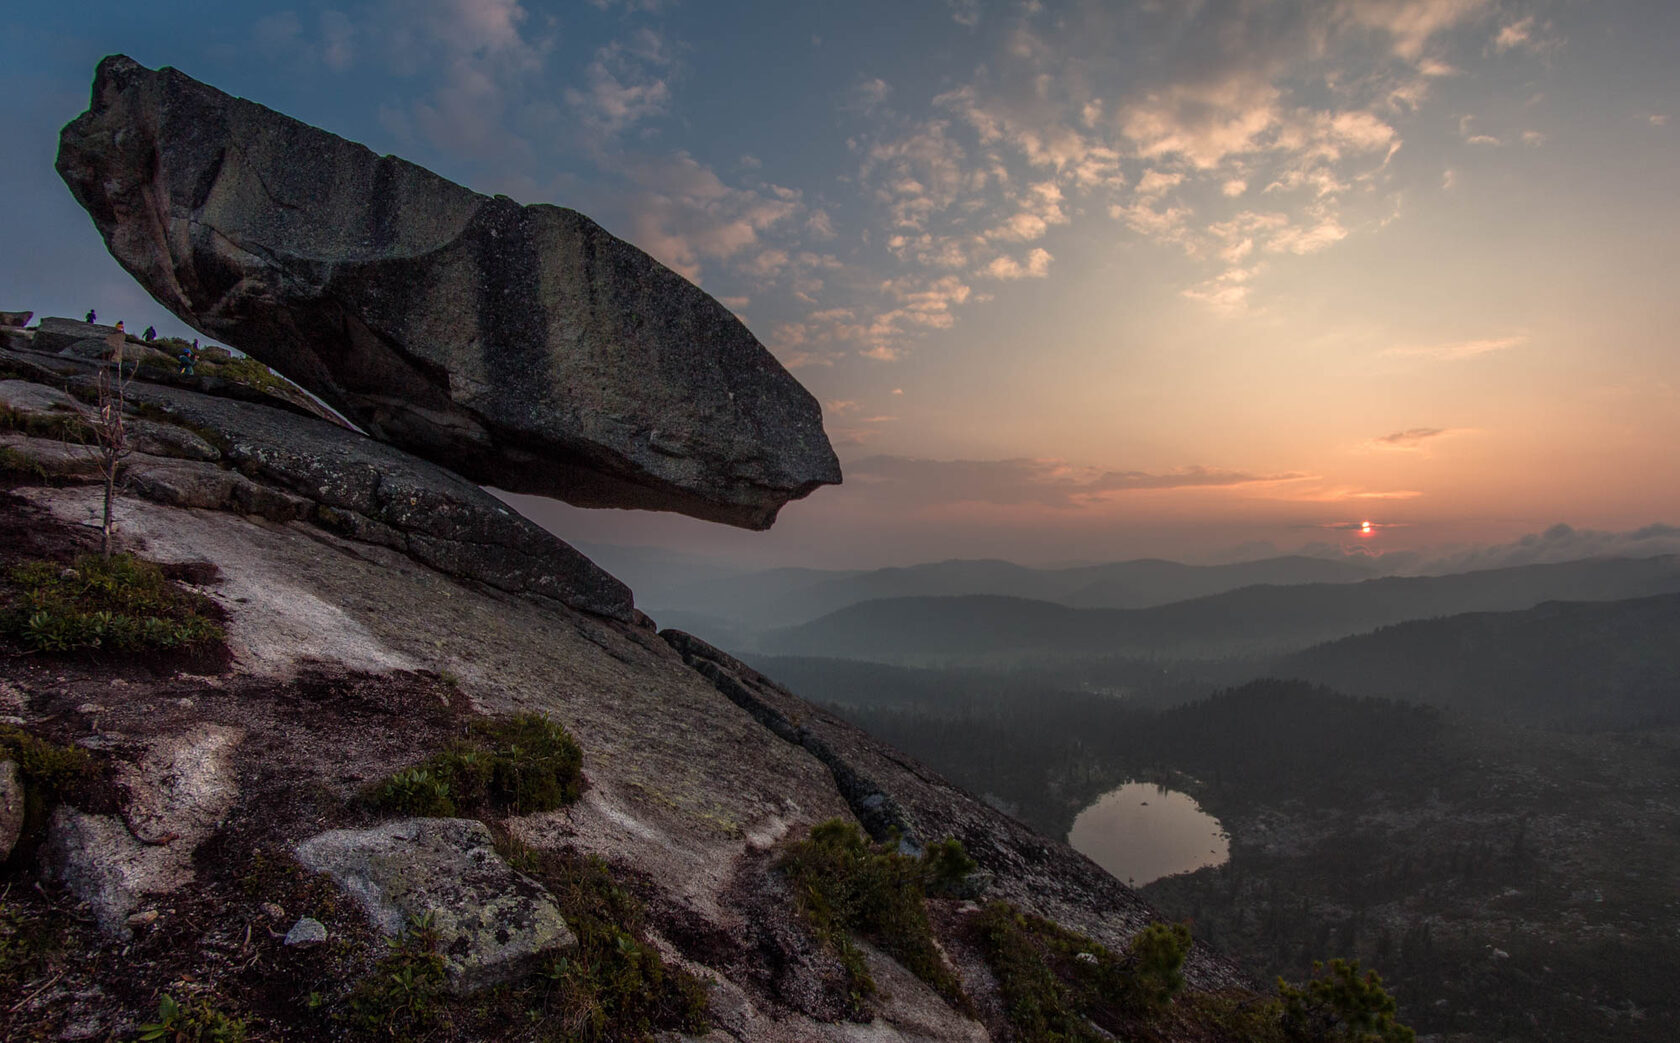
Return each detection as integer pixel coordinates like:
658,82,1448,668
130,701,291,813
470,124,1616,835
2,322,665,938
86,327,135,556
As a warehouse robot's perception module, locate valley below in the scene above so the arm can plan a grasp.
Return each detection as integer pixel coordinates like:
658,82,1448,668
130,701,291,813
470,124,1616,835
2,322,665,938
754,641,1680,1042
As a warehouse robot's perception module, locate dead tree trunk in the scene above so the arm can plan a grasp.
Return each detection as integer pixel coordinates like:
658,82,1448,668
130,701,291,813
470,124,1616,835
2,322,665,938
91,328,133,557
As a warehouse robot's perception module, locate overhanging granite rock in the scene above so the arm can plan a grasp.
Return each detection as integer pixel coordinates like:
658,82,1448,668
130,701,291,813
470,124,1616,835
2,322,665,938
57,55,841,529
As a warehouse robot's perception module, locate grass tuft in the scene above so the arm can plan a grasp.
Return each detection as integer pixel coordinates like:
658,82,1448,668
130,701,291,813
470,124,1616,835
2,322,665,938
0,553,223,653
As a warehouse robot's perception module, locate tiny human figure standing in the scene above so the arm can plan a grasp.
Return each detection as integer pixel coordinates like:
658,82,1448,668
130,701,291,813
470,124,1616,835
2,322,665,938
85,309,97,323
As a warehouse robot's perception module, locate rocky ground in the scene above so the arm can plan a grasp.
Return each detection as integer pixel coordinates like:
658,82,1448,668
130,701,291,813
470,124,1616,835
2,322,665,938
0,327,1263,1041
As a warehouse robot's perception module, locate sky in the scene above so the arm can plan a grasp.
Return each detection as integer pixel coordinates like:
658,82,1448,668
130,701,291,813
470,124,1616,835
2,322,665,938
3,0,1678,570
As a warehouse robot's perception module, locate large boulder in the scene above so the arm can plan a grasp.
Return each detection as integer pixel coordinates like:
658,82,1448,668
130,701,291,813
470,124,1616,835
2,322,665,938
56,55,841,530
294,818,575,993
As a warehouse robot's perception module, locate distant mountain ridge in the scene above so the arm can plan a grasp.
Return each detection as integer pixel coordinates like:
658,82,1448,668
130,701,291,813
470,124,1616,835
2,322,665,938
1270,590,1680,728
639,553,1378,637
760,555,1680,664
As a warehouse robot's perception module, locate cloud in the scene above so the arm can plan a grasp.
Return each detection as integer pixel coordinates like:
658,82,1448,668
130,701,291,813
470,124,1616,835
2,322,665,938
1383,334,1525,361
615,152,802,281
1409,523,1680,575
1135,169,1185,196
982,248,1053,280
1374,426,1446,446
341,0,555,166
946,0,981,28
1183,266,1259,313
848,77,893,113
1337,0,1491,62
1493,16,1533,52
1491,15,1556,55
1365,427,1472,452
847,456,1311,509
1121,75,1284,170
564,32,673,137
320,10,357,71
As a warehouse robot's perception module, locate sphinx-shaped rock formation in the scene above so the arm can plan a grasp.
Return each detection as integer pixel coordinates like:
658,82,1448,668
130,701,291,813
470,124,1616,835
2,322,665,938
57,55,840,529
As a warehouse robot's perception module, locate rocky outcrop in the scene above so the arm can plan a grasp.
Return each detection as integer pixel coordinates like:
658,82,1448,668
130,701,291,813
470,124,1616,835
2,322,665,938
30,317,124,356
3,462,1250,1039
45,724,243,937
0,311,31,328
0,759,21,862
57,55,841,530
664,628,925,854
0,352,634,621
294,818,575,993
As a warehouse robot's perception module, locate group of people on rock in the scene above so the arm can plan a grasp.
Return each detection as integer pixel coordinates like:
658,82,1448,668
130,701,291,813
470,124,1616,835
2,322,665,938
84,307,199,374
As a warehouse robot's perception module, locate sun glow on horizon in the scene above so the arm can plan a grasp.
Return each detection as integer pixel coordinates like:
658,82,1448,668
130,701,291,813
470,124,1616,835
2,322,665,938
1360,520,1374,536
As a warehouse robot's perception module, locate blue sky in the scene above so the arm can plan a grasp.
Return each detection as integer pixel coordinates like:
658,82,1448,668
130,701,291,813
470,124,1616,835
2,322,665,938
4,1,1679,567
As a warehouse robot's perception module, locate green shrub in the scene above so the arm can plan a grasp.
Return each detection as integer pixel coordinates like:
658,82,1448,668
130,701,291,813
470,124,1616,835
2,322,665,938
973,901,1104,1043
344,917,449,1039
475,713,585,814
137,993,249,1042
367,767,456,817
922,836,978,896
500,844,710,1041
1,553,223,653
779,818,966,1011
1123,921,1191,1014
366,713,584,819
1279,959,1415,1043
972,902,1194,1041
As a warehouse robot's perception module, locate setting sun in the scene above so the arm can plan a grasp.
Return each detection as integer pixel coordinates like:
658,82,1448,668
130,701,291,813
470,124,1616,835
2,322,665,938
1361,521,1373,536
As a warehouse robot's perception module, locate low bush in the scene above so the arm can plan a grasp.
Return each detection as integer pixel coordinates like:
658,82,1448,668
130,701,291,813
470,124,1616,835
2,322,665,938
367,713,585,818
1279,959,1415,1043
512,847,710,1042
922,835,979,896
972,902,1192,1042
0,553,223,653
779,819,966,1011
344,917,449,1039
137,994,250,1043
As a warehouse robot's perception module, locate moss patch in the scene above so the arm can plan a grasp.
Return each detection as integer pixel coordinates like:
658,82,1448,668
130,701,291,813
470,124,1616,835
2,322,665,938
366,712,584,818
778,818,967,1012
0,552,224,654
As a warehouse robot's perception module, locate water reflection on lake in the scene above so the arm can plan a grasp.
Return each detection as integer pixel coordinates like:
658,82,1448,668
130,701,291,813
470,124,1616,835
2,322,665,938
1067,782,1229,887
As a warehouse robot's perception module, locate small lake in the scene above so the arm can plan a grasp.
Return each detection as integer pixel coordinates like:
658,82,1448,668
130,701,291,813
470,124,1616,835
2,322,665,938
1067,782,1229,887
